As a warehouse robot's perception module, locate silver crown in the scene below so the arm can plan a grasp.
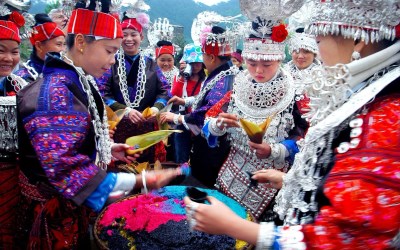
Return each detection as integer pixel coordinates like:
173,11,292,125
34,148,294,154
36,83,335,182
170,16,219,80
305,0,400,44
288,32,318,54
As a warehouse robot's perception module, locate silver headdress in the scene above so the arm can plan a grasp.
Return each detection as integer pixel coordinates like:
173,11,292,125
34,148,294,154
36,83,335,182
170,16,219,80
287,2,318,54
191,11,242,56
305,0,400,44
240,0,306,61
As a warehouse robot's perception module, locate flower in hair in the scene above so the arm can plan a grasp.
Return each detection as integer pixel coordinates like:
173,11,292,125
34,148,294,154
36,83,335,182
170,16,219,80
271,23,288,43
9,11,25,28
136,12,150,29
200,25,212,45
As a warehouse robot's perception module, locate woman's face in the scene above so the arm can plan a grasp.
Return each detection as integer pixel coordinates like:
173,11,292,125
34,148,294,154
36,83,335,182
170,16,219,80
191,62,203,75
291,48,315,69
83,38,122,78
245,59,280,83
122,28,143,56
36,36,66,60
0,40,20,77
157,54,174,72
231,57,242,67
316,35,354,66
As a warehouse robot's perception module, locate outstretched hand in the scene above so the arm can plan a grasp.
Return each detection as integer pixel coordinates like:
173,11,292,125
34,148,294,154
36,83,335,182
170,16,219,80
111,143,140,163
168,96,185,106
183,196,241,235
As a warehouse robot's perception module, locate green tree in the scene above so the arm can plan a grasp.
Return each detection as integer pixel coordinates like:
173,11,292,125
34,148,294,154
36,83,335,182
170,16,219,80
45,0,61,14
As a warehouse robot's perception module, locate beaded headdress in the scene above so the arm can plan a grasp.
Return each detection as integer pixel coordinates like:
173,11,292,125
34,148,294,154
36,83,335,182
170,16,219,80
192,11,241,57
305,0,400,44
288,32,318,54
240,0,305,61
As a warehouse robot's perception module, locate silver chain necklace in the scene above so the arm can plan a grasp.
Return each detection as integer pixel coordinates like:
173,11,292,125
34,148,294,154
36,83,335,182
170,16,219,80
22,60,39,81
192,65,239,110
117,49,147,108
62,53,112,170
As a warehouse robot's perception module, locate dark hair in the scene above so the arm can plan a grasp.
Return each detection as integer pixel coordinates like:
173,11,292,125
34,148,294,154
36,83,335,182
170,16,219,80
34,13,52,26
156,40,173,47
66,34,96,50
236,49,242,54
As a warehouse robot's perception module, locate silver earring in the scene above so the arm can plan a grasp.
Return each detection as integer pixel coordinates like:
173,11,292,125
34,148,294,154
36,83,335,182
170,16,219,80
351,51,361,61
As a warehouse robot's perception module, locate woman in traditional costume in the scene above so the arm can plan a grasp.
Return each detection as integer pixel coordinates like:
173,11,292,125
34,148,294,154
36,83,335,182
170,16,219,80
0,8,27,249
102,3,169,163
155,40,179,88
185,0,400,248
17,7,181,249
163,26,239,187
285,30,321,114
200,12,308,221
15,13,65,83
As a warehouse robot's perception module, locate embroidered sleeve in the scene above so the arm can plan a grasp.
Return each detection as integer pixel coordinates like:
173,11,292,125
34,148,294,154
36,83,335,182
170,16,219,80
22,76,105,202
184,78,231,126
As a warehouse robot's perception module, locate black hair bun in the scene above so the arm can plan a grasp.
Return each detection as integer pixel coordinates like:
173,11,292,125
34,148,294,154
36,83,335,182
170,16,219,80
211,26,225,35
236,49,242,54
34,13,52,26
157,40,173,47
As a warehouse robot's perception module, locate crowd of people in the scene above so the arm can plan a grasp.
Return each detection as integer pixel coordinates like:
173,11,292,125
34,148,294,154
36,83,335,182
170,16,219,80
0,0,399,249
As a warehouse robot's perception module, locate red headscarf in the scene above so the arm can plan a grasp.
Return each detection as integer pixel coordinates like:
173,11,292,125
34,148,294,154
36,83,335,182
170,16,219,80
29,22,65,45
121,18,143,33
155,45,175,58
0,11,25,43
67,8,123,39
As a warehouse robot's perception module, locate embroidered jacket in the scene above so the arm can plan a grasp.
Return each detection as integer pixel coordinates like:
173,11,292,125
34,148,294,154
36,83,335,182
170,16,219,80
17,53,110,205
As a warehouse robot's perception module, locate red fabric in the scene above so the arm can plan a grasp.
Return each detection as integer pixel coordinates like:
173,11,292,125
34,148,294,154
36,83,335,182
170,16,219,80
0,163,20,249
231,52,243,63
155,45,175,58
205,91,232,118
67,8,123,39
170,76,201,98
29,22,65,45
0,20,21,43
201,40,231,56
121,18,142,33
302,94,400,249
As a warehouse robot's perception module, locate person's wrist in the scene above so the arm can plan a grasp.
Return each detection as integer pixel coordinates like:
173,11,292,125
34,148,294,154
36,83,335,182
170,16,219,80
173,114,181,125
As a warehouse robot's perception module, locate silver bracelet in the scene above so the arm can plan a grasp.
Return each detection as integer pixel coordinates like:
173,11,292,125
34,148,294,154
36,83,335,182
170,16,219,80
255,222,275,250
209,118,226,136
124,107,132,117
173,114,181,125
141,170,148,194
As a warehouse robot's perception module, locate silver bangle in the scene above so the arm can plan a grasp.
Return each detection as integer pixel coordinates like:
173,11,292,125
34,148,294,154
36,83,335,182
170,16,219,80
173,114,181,125
124,107,132,117
255,222,275,250
141,170,148,194
209,118,226,136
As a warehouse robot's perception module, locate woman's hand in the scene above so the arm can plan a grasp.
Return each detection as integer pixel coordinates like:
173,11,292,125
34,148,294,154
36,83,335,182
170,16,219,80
183,196,242,235
111,143,140,163
160,112,175,124
168,96,185,106
248,141,271,159
252,169,285,189
144,168,181,189
127,109,145,124
216,113,240,130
